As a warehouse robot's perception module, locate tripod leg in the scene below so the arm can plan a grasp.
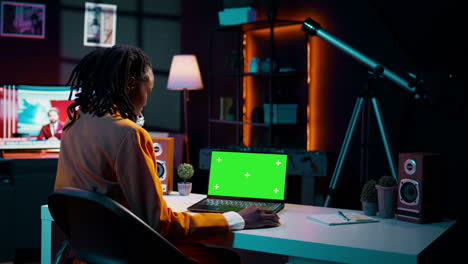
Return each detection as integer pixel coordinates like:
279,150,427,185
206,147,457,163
324,97,365,207
360,99,372,183
371,98,398,180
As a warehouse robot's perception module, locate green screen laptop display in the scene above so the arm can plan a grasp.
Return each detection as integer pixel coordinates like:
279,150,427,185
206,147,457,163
208,151,287,200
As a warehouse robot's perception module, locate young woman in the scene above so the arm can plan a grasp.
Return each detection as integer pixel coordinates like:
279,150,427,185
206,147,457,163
54,45,280,264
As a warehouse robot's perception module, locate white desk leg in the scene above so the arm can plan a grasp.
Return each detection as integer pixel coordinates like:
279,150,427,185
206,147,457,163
41,217,52,264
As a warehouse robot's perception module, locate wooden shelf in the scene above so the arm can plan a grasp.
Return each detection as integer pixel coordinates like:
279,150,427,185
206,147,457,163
211,20,303,32
208,19,308,148
209,71,307,77
209,119,304,126
209,119,270,127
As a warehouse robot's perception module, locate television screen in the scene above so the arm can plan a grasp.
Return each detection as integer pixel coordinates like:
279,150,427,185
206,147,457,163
0,84,76,150
17,85,73,136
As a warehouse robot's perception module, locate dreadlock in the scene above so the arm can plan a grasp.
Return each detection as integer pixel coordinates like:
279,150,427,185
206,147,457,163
64,44,152,131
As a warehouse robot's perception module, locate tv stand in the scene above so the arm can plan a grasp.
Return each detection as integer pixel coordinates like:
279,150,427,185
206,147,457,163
1,149,59,159
0,158,58,262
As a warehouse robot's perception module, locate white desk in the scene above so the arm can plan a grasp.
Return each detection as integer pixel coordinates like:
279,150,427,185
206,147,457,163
41,193,455,264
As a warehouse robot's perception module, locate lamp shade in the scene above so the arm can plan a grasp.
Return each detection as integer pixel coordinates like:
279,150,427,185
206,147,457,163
167,55,203,90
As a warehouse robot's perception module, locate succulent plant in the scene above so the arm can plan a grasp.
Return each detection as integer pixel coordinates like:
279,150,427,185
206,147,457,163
377,175,397,187
177,163,194,183
360,179,377,202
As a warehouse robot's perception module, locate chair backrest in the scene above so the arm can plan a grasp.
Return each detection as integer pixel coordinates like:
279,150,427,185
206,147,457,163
48,187,195,264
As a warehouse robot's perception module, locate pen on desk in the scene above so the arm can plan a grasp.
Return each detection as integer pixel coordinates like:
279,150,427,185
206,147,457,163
337,211,351,221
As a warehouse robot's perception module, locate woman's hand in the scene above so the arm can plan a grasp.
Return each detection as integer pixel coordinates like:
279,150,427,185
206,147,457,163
238,204,281,229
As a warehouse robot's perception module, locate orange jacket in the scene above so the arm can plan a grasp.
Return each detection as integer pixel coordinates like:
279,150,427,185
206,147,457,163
55,112,230,243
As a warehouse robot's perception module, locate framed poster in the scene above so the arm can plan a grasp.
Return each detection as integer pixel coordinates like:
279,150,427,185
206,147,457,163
0,1,46,39
83,2,117,47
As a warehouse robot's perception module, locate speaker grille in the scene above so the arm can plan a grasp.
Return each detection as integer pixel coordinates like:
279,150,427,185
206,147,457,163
399,179,419,205
157,160,166,181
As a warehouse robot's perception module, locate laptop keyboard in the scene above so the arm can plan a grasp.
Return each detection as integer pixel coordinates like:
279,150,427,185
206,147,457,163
201,198,282,211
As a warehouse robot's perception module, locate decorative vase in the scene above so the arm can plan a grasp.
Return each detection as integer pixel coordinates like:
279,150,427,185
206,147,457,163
375,185,397,218
362,201,378,216
177,182,192,196
249,57,260,72
260,58,277,72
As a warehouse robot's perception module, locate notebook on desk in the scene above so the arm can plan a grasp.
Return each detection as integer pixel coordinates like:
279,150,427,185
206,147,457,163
187,150,288,213
307,212,379,226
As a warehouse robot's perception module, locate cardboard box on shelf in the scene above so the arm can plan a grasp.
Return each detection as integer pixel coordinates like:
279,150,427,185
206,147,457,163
218,7,256,26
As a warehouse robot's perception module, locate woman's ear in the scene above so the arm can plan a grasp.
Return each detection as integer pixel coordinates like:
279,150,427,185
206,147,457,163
127,76,136,94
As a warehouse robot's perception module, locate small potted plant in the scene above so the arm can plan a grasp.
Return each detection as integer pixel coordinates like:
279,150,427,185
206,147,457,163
177,163,194,196
376,175,398,218
360,179,378,216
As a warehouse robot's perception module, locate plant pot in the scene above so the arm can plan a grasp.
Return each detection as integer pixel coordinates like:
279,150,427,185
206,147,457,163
362,201,378,216
177,182,192,196
376,185,397,218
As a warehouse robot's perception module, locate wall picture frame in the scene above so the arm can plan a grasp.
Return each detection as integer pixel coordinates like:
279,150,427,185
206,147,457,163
83,2,117,47
0,1,46,39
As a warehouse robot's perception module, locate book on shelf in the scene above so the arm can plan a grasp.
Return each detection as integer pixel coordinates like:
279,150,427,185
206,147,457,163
307,212,379,226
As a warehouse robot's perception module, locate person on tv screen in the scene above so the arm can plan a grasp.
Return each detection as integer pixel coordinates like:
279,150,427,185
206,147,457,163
37,107,64,140
54,45,280,264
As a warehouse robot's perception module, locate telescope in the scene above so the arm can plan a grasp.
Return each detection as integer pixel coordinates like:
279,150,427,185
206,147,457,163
301,17,426,207
302,17,426,101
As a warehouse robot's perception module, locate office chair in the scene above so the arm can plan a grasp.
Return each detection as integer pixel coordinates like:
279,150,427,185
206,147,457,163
48,187,196,264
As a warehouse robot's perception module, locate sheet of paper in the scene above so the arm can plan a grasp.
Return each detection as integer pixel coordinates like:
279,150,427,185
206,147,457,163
306,212,379,226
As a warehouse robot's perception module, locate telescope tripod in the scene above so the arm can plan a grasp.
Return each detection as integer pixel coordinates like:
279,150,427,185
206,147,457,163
324,74,398,207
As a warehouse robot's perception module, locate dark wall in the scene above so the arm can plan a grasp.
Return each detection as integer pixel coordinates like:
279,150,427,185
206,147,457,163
0,0,60,84
182,0,466,217
0,0,183,132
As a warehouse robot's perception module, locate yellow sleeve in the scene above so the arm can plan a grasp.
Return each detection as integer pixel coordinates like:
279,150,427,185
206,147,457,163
114,127,230,243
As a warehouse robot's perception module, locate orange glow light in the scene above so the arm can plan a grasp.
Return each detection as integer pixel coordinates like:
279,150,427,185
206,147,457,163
242,33,251,146
308,36,327,150
241,20,327,150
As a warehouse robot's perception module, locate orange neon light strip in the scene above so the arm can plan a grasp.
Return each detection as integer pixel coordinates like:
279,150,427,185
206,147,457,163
241,23,326,150
308,36,326,150
306,41,311,149
242,33,250,146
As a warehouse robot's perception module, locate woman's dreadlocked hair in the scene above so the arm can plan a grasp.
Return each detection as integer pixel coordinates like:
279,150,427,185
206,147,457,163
64,44,152,131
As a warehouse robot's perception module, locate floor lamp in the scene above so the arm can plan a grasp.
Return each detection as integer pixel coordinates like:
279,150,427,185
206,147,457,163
167,55,203,164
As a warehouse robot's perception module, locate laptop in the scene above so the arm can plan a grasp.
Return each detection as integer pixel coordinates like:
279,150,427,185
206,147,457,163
187,150,288,213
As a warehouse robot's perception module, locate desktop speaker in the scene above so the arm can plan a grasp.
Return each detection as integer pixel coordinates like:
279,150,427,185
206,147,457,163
396,153,442,223
152,137,174,195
